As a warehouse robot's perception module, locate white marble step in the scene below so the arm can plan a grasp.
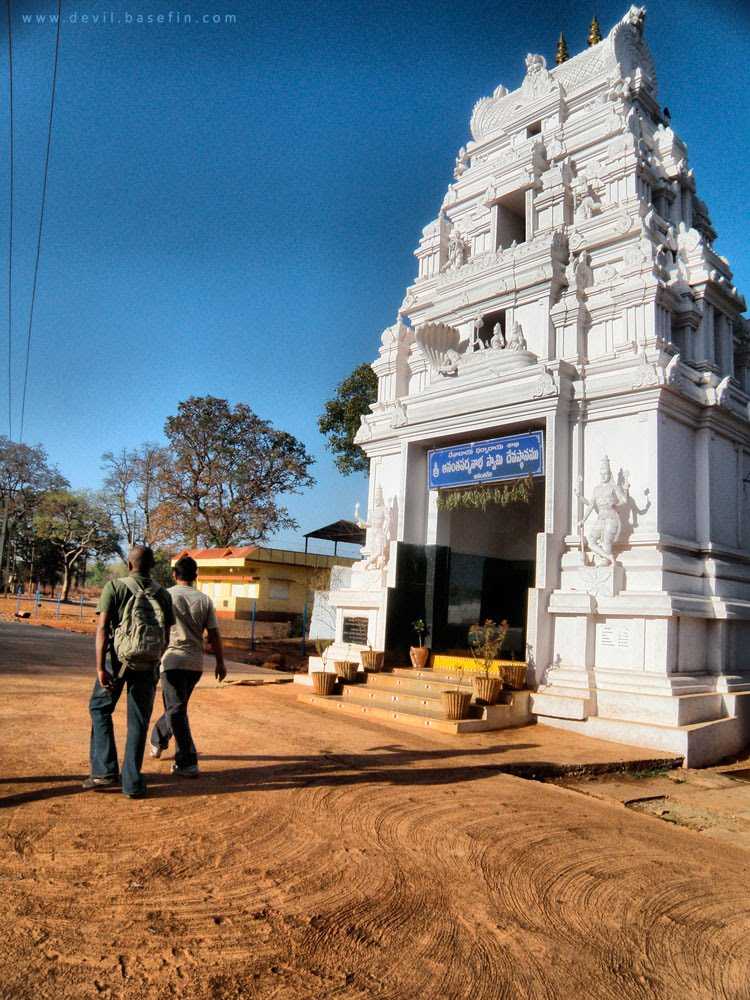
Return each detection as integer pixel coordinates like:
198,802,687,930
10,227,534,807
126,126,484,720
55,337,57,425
596,689,726,727
537,712,750,769
530,690,590,721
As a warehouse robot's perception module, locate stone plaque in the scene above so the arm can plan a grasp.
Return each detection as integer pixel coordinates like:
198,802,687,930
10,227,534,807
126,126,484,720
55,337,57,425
342,616,369,645
595,618,644,670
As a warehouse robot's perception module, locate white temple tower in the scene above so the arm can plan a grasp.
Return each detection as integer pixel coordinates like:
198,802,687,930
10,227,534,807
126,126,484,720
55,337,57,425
325,6,750,766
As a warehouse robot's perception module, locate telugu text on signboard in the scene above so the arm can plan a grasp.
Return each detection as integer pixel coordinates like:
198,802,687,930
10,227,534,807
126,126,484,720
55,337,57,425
428,431,544,490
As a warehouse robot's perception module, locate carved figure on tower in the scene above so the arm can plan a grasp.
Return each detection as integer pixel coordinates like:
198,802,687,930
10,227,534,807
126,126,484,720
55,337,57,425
506,322,527,352
354,487,395,571
446,230,469,270
576,457,629,566
490,322,505,350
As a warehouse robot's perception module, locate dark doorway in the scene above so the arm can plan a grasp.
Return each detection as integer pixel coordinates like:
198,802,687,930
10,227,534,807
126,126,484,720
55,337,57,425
436,483,545,656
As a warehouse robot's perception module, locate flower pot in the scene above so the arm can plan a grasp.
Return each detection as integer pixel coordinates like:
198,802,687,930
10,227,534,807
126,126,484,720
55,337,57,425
335,661,359,683
360,650,384,673
311,671,337,696
472,675,503,706
502,663,527,690
410,646,430,670
441,690,472,720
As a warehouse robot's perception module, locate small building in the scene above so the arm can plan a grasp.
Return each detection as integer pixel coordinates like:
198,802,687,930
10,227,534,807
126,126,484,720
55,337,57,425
172,545,357,623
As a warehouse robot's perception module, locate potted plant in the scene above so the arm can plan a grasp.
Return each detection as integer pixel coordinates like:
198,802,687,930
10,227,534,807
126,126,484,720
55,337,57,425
468,619,509,706
360,645,384,673
410,619,430,670
441,666,471,720
503,649,527,691
311,646,338,695
335,660,359,683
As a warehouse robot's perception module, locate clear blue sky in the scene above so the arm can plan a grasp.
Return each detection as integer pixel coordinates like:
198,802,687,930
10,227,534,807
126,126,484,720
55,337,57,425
1,0,748,552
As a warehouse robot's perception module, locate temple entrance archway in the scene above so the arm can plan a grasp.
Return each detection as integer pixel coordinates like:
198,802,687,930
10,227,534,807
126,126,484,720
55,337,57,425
433,483,545,656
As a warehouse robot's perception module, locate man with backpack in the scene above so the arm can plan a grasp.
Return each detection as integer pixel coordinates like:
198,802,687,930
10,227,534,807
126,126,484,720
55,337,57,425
83,545,174,799
149,554,226,778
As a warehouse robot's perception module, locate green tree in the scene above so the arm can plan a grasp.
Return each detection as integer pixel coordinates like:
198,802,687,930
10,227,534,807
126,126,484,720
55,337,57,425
318,363,377,475
0,437,68,590
101,443,171,547
160,396,315,547
34,491,121,601
87,559,122,589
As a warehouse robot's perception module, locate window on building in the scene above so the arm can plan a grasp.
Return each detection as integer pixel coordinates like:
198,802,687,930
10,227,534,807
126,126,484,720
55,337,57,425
495,189,527,249
269,580,290,600
526,120,542,138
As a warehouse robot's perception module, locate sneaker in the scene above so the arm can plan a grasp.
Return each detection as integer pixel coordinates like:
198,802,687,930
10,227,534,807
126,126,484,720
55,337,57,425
170,763,199,778
81,775,118,790
123,789,147,800
149,743,163,759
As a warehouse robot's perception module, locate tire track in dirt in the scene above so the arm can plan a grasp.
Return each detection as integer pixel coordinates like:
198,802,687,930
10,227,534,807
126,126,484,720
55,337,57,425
3,649,750,999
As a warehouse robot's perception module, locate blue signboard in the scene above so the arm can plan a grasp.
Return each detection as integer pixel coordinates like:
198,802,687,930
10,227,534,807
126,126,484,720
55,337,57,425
428,431,544,490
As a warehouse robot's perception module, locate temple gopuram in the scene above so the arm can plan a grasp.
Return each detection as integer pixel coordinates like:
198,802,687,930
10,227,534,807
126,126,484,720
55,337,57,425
303,7,750,766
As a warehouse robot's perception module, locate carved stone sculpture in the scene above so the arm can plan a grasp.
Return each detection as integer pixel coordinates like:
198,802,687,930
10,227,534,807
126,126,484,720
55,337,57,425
606,75,632,105
574,182,601,221
446,230,469,269
415,322,462,373
490,322,505,350
565,251,594,298
438,349,461,377
354,487,395,572
531,141,548,176
576,456,629,566
521,53,554,100
454,146,469,179
506,322,527,351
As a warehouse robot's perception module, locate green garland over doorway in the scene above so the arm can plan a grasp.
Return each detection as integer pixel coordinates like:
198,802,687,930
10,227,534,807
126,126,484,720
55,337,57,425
436,474,535,512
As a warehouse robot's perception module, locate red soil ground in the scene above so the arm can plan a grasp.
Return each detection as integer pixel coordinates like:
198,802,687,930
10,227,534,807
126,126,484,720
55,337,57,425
1,621,749,999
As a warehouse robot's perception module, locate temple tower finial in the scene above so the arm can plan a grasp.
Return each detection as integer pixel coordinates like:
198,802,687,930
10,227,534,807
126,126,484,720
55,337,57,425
555,32,569,64
588,14,602,46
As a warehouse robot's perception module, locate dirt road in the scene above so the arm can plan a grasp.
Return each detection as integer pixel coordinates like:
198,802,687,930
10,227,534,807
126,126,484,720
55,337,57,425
1,622,749,999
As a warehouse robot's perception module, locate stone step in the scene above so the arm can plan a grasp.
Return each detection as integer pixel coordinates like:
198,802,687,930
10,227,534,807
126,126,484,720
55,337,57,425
363,672,480,697
596,689,726,727
297,691,521,734
340,681,486,714
530,690,591,721
298,687,533,735
537,712,745,769
390,666,520,687
545,668,716,696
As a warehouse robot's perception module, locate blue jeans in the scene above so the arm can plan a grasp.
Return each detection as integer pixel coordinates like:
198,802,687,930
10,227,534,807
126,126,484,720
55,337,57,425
151,669,202,768
89,667,157,796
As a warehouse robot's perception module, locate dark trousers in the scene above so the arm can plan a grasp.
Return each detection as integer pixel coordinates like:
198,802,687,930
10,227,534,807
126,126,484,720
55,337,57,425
89,667,157,796
150,669,202,767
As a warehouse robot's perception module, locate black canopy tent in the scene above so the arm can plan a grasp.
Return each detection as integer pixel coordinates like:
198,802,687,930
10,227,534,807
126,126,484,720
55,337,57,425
304,519,365,556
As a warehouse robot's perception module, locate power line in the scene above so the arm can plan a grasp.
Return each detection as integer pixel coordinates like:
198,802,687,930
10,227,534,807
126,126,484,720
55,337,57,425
19,0,62,442
5,0,13,441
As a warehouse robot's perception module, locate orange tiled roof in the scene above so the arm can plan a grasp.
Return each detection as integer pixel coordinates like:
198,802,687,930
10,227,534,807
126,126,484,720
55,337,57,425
176,546,258,560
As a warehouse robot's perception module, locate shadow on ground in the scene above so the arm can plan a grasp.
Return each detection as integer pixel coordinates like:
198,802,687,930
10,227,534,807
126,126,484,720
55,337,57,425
0,741,543,807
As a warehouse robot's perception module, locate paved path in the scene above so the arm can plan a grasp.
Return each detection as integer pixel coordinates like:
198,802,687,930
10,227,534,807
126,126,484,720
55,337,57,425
1,621,749,999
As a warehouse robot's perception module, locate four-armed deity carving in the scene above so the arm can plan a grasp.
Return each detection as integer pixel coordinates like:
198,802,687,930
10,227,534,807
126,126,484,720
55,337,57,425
354,487,396,572
576,456,650,566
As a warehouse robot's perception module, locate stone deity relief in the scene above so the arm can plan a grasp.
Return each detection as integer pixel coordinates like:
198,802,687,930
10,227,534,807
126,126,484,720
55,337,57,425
354,487,396,572
490,322,505,350
506,322,528,351
565,251,594,298
576,456,651,565
521,54,554,100
446,230,469,270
